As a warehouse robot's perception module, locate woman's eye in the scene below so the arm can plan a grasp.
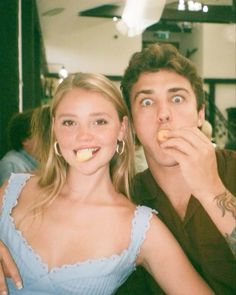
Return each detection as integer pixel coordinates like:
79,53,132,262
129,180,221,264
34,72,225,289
140,98,154,107
62,120,75,126
94,119,108,125
172,95,183,103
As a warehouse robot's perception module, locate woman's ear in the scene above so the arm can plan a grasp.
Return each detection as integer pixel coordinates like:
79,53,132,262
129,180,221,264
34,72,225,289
118,116,128,140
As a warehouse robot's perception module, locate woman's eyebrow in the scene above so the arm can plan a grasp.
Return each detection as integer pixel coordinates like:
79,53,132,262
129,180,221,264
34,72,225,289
57,112,112,119
89,112,112,118
57,113,77,119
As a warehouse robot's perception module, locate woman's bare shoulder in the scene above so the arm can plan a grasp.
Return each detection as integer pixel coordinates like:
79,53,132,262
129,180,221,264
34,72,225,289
0,174,41,208
18,175,41,202
0,179,10,208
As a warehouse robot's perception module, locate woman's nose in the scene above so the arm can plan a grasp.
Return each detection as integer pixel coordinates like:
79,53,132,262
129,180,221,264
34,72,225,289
76,125,93,140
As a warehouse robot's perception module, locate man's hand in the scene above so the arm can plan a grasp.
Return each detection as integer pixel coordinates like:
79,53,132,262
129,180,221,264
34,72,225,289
160,127,236,255
159,127,224,198
0,241,22,294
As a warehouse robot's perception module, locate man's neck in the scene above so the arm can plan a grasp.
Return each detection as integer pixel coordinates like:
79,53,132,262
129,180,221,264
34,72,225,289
149,162,192,220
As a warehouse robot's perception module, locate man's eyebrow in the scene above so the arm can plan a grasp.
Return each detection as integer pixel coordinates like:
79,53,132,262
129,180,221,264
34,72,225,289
168,87,190,93
133,87,190,100
133,89,154,100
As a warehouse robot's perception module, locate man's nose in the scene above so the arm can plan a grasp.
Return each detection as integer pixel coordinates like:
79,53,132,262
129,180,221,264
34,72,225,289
156,103,171,123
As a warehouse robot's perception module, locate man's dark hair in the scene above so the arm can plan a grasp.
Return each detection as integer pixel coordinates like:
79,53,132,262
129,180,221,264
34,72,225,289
121,43,205,111
7,109,34,151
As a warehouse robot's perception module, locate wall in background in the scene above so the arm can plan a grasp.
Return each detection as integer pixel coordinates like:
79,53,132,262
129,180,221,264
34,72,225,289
45,18,141,76
144,23,236,117
203,23,236,79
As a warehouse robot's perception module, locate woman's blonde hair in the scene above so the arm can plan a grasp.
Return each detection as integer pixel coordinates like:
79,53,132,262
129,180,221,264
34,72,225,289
27,73,135,219
31,104,51,163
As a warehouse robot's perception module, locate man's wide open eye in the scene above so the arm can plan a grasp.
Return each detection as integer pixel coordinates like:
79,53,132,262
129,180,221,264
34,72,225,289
140,98,154,107
172,95,183,103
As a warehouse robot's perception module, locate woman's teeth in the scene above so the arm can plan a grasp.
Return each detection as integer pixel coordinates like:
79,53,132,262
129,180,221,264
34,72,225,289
76,148,96,162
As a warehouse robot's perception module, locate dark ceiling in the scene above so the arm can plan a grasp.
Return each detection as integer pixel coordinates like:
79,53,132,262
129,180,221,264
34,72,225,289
79,1,236,25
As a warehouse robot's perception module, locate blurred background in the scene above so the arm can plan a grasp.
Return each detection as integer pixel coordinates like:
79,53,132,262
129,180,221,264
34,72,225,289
0,0,235,157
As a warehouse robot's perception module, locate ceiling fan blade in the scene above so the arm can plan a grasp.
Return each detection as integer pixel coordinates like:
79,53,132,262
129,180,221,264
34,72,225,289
79,4,122,18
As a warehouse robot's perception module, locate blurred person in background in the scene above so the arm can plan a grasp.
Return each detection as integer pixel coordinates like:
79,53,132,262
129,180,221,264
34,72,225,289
0,109,38,186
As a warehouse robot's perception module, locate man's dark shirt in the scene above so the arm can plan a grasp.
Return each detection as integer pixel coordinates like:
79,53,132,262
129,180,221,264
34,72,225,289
116,149,236,295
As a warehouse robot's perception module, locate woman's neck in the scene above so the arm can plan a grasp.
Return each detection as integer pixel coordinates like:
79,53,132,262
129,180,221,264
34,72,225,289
62,167,116,203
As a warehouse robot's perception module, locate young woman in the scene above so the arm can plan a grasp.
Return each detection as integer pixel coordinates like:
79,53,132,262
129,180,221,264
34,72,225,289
0,73,214,295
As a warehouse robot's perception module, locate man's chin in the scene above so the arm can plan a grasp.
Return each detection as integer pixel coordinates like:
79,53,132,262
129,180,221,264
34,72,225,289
164,161,179,168
147,153,179,169
156,153,179,168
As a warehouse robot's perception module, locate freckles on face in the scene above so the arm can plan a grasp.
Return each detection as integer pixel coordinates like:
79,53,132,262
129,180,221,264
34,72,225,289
53,88,125,159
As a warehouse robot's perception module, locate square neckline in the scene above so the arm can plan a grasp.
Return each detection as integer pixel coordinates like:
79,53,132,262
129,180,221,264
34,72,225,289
3,173,143,274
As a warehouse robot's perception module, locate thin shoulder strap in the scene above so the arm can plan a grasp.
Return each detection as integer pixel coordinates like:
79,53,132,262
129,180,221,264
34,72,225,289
1,173,31,215
128,205,158,262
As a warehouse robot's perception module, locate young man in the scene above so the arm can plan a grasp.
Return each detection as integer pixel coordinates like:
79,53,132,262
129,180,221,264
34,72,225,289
116,43,236,295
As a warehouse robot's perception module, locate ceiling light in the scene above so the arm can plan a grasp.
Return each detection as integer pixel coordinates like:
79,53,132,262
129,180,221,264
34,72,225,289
203,5,208,12
178,0,186,11
177,0,208,12
59,66,68,79
116,0,166,37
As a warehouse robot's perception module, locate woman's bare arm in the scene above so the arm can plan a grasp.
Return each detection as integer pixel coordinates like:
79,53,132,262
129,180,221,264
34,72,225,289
138,215,214,295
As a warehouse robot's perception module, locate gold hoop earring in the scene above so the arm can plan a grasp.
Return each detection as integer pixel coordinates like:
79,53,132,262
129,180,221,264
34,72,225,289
116,140,125,155
54,141,62,157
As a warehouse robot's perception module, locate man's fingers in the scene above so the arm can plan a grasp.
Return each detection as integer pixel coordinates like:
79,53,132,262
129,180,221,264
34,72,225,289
168,127,210,147
0,263,8,295
2,260,22,290
0,243,22,290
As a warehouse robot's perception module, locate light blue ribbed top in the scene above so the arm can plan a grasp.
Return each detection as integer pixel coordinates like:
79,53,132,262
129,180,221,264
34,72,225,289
0,173,157,295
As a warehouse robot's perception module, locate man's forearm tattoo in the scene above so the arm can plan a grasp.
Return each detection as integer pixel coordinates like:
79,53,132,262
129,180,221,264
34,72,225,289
225,228,236,258
214,190,236,218
214,190,236,257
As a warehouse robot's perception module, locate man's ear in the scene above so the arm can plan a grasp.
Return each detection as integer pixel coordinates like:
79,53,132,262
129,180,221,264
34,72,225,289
197,105,205,128
22,138,30,148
